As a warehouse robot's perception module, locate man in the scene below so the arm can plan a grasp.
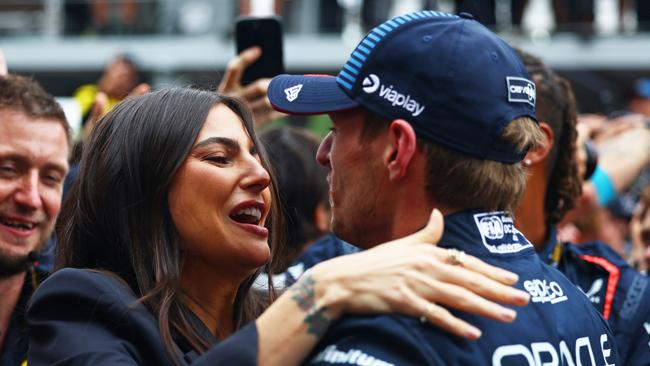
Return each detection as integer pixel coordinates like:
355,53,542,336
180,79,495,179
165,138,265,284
268,11,619,365
516,50,650,366
0,74,70,366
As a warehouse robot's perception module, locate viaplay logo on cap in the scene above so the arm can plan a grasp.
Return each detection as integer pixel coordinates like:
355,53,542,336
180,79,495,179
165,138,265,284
361,74,425,117
362,74,380,93
506,77,536,107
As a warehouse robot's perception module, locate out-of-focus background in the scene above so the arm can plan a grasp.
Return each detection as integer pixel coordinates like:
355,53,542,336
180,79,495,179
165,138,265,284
1,0,649,132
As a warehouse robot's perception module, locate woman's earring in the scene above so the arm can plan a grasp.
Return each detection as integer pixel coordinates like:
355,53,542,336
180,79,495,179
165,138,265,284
523,159,532,167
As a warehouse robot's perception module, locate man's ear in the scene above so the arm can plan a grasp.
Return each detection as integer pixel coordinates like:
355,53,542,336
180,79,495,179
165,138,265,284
384,119,418,181
524,121,554,165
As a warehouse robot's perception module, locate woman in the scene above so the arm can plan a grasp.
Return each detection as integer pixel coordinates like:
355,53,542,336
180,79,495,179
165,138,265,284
28,88,528,365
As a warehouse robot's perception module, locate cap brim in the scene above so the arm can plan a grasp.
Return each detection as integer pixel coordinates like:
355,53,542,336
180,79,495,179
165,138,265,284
268,74,359,115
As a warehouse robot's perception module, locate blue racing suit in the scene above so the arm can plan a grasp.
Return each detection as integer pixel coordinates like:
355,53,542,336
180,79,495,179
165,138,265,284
540,226,650,365
283,234,359,287
305,210,620,366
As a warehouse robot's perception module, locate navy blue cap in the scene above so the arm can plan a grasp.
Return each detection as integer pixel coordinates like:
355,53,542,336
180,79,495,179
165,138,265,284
268,10,537,163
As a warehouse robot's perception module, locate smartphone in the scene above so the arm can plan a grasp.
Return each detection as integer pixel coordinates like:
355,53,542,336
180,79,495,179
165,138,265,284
235,16,285,85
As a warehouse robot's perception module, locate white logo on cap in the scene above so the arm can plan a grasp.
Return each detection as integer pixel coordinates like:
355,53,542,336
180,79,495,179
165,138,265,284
361,73,425,117
284,84,303,102
506,77,536,107
362,74,380,93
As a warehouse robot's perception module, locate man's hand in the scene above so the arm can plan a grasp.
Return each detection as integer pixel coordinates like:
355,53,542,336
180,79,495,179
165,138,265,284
218,47,285,126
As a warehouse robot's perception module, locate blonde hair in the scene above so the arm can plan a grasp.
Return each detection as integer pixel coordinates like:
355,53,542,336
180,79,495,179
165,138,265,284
419,116,544,213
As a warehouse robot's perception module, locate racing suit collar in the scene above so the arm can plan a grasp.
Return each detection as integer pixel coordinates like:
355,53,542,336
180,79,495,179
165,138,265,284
438,209,535,258
536,224,563,267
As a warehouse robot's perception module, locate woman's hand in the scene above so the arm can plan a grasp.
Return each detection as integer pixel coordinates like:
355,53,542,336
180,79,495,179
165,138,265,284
306,209,530,340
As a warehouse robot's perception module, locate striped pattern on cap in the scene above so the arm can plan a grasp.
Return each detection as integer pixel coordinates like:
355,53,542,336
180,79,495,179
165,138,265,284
336,10,459,91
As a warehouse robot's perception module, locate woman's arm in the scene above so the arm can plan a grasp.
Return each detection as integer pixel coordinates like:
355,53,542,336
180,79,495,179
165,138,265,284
256,210,530,366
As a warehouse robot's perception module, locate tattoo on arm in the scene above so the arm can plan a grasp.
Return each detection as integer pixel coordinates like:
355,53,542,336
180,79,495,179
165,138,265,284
290,274,332,338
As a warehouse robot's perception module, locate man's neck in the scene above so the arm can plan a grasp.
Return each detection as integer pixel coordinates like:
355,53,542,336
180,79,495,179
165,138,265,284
0,271,26,351
389,191,455,242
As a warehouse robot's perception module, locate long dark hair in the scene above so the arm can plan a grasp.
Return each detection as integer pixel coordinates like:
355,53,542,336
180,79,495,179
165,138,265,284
56,88,283,363
516,49,581,223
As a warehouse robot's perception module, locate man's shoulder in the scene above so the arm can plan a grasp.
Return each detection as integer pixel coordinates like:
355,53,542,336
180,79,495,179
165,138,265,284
305,254,619,366
564,240,629,268
563,244,650,365
560,241,650,321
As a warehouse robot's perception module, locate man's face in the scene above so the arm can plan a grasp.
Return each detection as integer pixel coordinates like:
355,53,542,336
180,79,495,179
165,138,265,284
0,109,69,277
316,108,390,248
99,58,138,99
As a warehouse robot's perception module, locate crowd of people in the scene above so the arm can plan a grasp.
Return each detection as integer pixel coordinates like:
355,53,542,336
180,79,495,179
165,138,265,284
0,7,649,366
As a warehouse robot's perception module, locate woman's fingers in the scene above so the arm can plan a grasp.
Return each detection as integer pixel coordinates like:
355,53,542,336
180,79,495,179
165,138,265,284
452,252,521,285
420,251,529,306
406,270,518,322
402,286,482,339
423,245,519,286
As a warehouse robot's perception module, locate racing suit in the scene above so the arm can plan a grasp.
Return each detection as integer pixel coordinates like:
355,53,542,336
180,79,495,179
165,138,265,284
540,226,650,365
305,210,620,366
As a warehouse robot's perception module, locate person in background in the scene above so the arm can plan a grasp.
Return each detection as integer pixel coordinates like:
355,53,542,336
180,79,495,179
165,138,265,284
27,87,530,366
516,49,650,365
260,127,331,272
0,74,70,366
268,10,617,365
557,108,650,257
73,54,149,138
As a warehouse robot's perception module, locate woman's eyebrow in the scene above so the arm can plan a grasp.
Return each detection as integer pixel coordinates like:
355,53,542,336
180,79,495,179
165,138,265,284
193,137,240,152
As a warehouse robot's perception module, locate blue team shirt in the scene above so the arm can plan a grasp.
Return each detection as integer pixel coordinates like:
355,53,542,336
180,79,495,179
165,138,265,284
305,210,620,366
539,227,650,366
